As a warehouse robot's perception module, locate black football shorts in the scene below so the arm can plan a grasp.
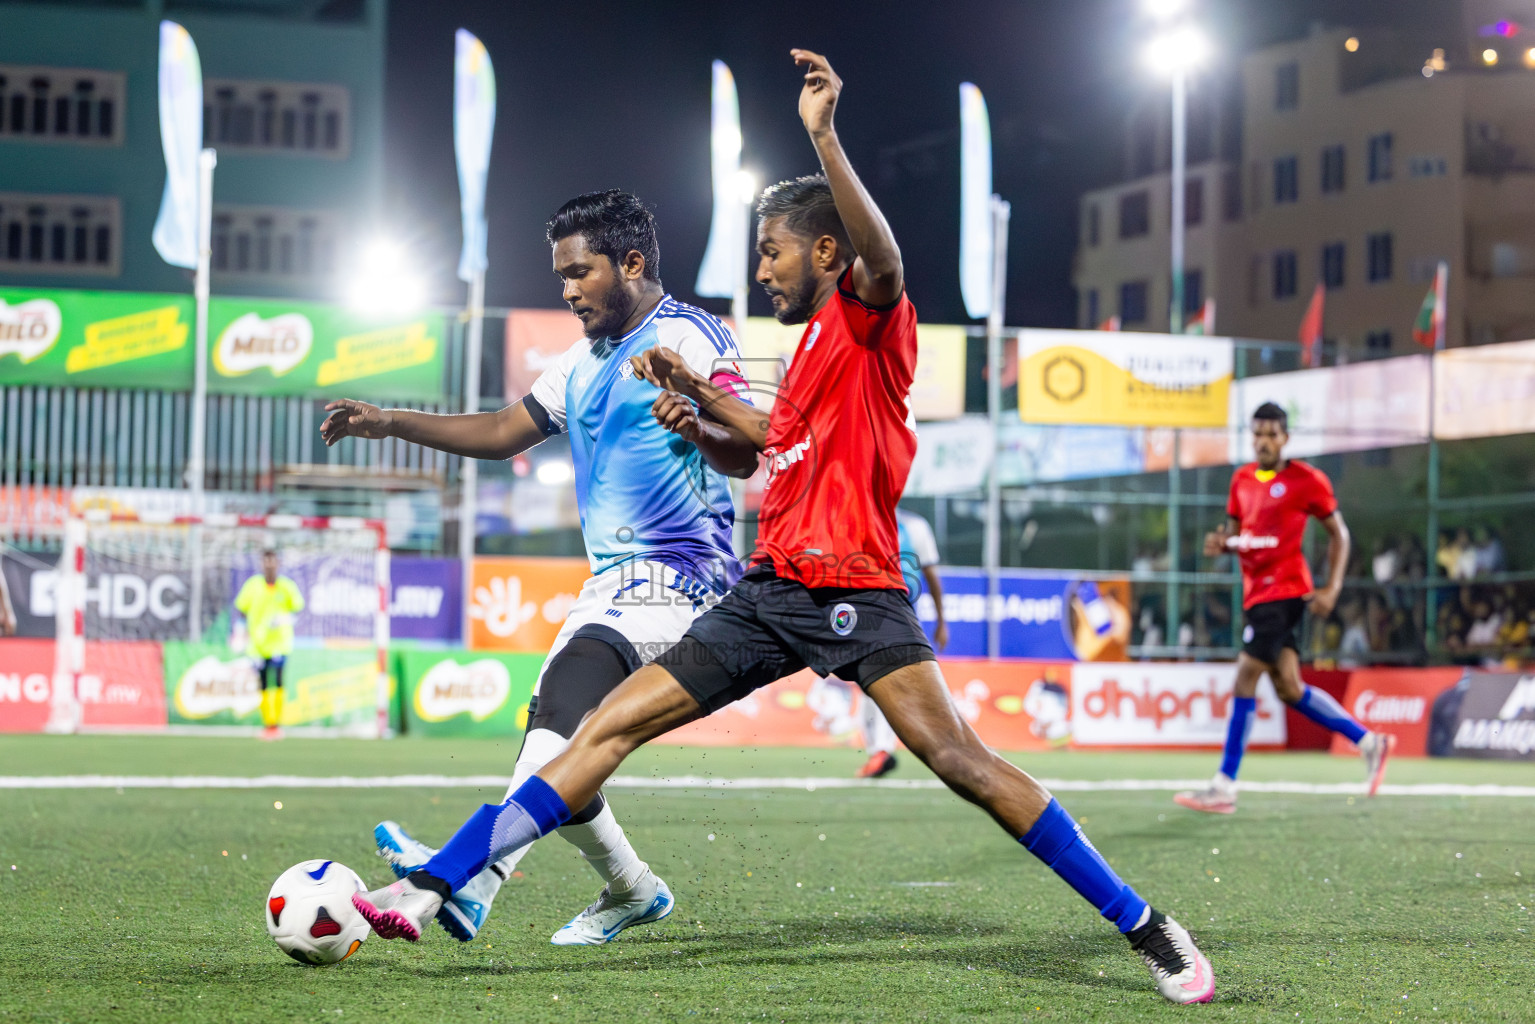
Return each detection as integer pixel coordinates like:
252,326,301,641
1240,597,1306,665
657,566,935,714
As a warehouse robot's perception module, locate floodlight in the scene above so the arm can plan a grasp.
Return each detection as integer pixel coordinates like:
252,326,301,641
1144,25,1212,76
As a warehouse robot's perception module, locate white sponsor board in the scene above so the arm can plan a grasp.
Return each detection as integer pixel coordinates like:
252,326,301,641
1070,663,1286,747
413,658,511,722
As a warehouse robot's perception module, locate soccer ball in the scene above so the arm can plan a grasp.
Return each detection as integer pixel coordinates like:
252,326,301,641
265,860,370,965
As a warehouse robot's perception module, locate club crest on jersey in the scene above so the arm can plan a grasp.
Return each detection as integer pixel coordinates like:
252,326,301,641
1269,482,1287,498
618,359,635,381
804,322,823,351
831,602,857,636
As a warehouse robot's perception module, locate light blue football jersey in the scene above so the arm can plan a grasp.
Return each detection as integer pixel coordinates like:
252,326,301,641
895,508,940,606
530,296,750,592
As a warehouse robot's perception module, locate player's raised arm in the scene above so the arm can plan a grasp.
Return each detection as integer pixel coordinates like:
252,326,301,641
319,397,549,461
791,48,902,306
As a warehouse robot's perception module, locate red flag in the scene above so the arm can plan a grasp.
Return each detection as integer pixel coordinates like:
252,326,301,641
1096,315,1121,332
1298,282,1325,367
1412,261,1448,350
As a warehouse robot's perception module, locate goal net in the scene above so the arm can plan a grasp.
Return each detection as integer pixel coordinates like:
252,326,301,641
51,512,390,737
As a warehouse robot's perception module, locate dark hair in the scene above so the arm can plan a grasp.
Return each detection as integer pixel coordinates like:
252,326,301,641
1252,401,1288,431
756,174,855,263
546,190,660,282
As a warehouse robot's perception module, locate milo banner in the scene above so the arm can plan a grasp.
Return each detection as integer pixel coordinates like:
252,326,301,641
1018,329,1232,428
162,642,397,731
0,288,194,389
397,649,541,737
207,297,445,400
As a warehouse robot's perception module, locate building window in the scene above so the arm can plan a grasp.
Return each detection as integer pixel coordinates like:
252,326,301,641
1119,280,1149,324
1367,232,1393,282
0,64,125,145
1086,288,1099,328
1368,132,1393,183
1275,61,1300,110
1321,144,1346,193
1366,329,1393,356
1222,167,1243,221
1119,190,1150,239
210,205,342,285
1273,250,1298,299
203,80,351,158
1273,156,1299,204
1182,269,1204,314
0,192,119,275
1184,177,1204,226
1321,242,1346,289
1086,203,1100,247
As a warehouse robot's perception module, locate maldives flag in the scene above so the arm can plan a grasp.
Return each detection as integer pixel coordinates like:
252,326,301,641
1413,261,1448,349
1298,282,1324,367
1096,315,1121,332
1184,298,1215,335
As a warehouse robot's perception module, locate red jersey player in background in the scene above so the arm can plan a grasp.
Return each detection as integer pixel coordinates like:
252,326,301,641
1176,401,1393,815
350,47,1214,1005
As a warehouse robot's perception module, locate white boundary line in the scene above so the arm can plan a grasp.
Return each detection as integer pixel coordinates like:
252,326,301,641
0,774,1533,797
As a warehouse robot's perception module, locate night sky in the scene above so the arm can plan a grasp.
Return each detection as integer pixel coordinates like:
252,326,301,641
383,0,1464,328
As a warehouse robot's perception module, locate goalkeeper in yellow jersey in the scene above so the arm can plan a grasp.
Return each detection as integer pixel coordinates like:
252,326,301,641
234,547,305,740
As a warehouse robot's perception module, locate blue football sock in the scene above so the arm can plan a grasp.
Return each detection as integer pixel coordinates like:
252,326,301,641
1294,684,1367,745
1021,798,1148,934
1219,696,1257,780
421,777,571,891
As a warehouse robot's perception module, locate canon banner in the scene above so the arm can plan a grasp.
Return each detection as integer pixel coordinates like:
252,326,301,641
1329,667,1462,757
397,649,540,737
1070,663,1286,748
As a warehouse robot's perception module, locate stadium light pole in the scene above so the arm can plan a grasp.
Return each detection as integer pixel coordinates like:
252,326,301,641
1144,17,1210,335
983,195,1011,660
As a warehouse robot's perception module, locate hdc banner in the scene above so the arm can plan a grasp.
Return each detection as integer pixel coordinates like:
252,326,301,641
1018,329,1232,428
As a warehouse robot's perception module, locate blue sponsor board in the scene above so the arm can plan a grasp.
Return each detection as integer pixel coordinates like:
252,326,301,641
913,572,1110,660
389,558,462,643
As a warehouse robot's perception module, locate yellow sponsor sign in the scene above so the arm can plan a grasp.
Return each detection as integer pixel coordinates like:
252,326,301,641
316,321,439,388
65,305,188,374
1018,329,1233,428
282,660,381,724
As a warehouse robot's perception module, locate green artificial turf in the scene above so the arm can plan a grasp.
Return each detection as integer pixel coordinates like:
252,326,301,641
0,736,1531,1022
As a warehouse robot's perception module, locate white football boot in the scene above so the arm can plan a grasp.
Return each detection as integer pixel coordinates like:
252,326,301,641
374,821,497,942
1358,732,1397,796
351,876,442,942
550,872,674,946
1174,773,1237,814
1128,910,1216,1004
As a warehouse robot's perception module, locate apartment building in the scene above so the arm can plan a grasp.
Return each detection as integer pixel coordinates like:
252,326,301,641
1075,19,1535,353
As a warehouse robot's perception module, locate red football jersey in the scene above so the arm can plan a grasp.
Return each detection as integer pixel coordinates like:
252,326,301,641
752,268,919,590
1225,460,1338,608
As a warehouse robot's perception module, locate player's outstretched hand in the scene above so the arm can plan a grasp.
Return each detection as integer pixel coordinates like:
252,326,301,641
792,48,841,137
320,399,392,447
651,391,702,443
631,346,700,397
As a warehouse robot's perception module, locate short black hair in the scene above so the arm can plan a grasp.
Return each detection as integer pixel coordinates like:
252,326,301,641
756,174,855,264
1252,401,1288,431
546,190,660,282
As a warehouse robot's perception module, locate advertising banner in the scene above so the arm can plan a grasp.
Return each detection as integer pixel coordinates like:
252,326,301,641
1430,671,1535,761
1018,329,1233,428
1328,667,1461,758
1069,662,1286,747
695,59,744,301
0,288,194,389
0,638,167,732
1434,339,1535,440
1230,354,1430,461
151,20,203,270
661,659,1073,752
206,297,445,400
468,556,588,653
453,29,496,283
389,558,461,642
0,545,60,638
161,643,392,729
958,81,993,320
397,649,540,737
917,572,1131,661
504,310,580,398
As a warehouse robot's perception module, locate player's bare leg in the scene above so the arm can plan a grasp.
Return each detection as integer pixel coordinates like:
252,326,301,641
867,660,1214,1004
